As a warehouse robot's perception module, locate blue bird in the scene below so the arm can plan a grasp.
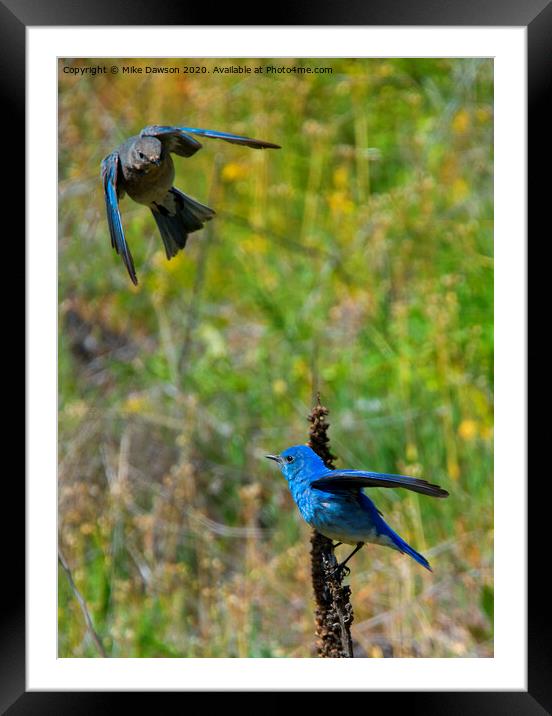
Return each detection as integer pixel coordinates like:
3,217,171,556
101,125,280,284
266,445,449,573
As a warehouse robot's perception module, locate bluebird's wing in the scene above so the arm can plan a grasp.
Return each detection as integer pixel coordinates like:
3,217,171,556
171,126,281,149
101,151,138,285
311,470,449,498
141,125,281,157
141,126,203,157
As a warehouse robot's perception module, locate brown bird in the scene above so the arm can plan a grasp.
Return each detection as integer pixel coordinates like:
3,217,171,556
101,125,280,284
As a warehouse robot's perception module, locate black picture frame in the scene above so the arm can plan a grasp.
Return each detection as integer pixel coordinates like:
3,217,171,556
11,0,545,711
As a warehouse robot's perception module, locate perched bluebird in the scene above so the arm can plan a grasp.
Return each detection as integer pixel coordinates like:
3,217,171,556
101,125,280,284
266,445,449,573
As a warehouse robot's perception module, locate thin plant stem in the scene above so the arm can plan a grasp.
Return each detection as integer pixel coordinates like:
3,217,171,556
58,548,108,658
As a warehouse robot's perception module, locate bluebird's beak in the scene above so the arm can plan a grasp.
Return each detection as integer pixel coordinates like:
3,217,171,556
265,454,283,464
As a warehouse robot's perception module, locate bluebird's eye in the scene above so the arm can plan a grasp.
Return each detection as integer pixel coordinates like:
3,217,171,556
138,152,145,159
286,455,294,464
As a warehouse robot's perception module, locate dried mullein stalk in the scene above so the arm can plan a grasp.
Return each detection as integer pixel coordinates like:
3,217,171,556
307,395,354,658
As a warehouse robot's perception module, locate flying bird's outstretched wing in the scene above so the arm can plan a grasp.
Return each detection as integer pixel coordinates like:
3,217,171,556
311,470,449,498
140,126,203,157
141,125,281,157
101,151,137,285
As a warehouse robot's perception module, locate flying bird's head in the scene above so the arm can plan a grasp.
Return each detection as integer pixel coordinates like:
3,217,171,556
266,445,326,483
130,136,163,173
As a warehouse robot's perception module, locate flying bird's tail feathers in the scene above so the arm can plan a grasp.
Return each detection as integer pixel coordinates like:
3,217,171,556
386,527,432,572
151,187,215,259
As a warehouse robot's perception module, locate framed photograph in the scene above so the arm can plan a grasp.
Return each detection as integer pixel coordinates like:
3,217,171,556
13,0,542,709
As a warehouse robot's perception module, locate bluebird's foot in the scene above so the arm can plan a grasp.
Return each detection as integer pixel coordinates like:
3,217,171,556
330,562,351,579
330,541,365,579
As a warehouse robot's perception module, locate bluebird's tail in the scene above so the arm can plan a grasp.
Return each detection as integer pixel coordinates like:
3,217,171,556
386,527,432,572
151,187,216,259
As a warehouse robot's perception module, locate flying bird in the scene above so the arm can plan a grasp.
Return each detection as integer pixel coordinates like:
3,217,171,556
101,125,280,284
266,445,449,573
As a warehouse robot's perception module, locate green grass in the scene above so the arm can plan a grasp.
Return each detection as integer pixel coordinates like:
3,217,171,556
58,57,493,657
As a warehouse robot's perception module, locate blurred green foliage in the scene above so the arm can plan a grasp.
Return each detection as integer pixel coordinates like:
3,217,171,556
58,57,493,658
